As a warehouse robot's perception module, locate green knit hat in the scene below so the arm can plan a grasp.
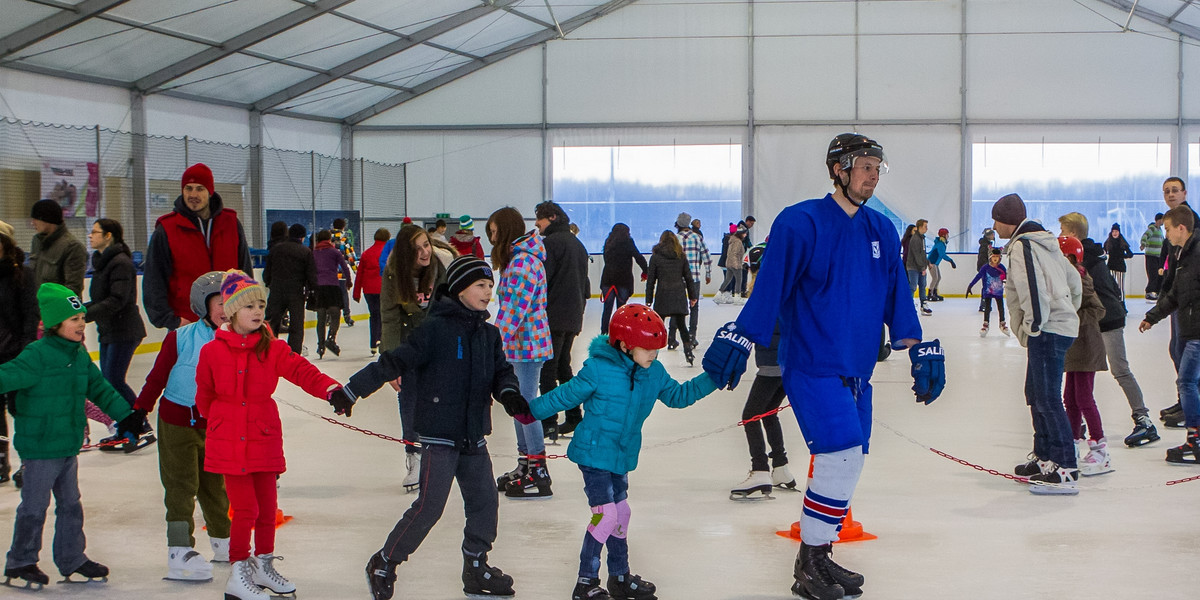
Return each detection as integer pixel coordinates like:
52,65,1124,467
38,283,85,329
458,214,474,231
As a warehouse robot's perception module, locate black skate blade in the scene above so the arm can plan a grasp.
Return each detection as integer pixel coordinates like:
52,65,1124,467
774,481,800,491
464,590,515,598
58,575,107,584
3,578,46,591
124,434,157,454
1165,458,1200,465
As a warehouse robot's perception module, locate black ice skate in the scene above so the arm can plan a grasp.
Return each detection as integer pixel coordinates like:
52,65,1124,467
1165,430,1200,465
1124,415,1161,447
607,573,657,600
504,460,552,499
100,419,158,454
1014,453,1041,477
365,552,397,600
461,554,514,597
773,464,798,490
559,413,582,436
495,457,528,492
1161,402,1182,419
60,560,108,583
791,543,846,600
572,577,612,600
12,464,23,489
325,337,340,357
4,564,49,590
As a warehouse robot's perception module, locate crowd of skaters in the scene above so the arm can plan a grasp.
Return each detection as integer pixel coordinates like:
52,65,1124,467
0,144,1193,600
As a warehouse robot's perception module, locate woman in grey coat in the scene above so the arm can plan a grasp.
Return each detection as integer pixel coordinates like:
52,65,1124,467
645,230,697,364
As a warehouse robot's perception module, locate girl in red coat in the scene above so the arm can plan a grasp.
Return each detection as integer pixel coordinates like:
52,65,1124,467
195,270,352,600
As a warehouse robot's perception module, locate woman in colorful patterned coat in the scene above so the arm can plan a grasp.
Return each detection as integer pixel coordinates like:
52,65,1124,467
487,207,555,499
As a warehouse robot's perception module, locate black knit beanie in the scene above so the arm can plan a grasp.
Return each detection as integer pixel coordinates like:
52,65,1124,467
446,256,493,298
30,199,64,225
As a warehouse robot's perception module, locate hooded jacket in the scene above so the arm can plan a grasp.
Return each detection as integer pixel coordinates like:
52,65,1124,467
1003,220,1082,346
195,326,338,475
1064,268,1108,372
353,240,386,299
30,225,88,294
495,232,553,362
1145,232,1200,340
646,244,695,316
1080,238,1127,332
449,230,484,259
529,335,717,474
85,246,146,344
600,235,648,293
542,219,590,333
0,334,132,460
143,193,253,329
347,296,519,448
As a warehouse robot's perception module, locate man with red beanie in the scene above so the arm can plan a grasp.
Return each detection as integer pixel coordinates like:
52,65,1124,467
143,164,253,330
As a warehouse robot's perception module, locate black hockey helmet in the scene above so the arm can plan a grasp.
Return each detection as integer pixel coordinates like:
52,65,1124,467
826,133,886,181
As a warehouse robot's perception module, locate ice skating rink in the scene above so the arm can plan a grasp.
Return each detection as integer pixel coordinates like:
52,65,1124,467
1,297,1195,600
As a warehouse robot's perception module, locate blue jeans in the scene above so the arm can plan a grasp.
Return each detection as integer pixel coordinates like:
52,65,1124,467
1176,339,1200,428
1025,332,1077,468
99,341,138,407
906,269,927,303
511,361,545,456
578,465,630,578
6,457,87,573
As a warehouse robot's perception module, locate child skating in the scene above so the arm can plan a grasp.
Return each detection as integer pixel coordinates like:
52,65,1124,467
1058,236,1114,476
966,249,1010,336
0,283,146,589
132,271,232,581
522,304,720,600
332,256,532,600
195,271,350,600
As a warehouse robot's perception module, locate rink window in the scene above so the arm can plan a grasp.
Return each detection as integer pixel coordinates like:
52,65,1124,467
971,141,1171,246
552,144,742,252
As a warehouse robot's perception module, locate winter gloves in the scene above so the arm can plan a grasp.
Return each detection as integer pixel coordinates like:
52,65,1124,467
498,390,535,425
115,408,149,441
908,339,946,404
328,387,356,417
703,322,753,390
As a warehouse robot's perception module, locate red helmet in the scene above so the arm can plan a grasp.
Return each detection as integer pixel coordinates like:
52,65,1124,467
1058,236,1083,265
937,227,949,238
608,304,667,351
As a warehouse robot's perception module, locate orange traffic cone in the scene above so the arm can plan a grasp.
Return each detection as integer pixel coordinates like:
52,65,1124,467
775,456,876,544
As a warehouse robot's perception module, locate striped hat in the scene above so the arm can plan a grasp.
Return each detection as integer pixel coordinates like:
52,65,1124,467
221,270,267,318
458,214,474,231
446,256,493,298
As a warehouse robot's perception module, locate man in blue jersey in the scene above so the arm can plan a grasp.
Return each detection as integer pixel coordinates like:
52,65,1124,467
703,133,943,600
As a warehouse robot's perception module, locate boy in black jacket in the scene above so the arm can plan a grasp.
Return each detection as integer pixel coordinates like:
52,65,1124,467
1140,206,1200,464
331,257,532,600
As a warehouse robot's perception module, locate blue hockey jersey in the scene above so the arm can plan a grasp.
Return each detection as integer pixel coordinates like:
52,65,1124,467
735,194,922,379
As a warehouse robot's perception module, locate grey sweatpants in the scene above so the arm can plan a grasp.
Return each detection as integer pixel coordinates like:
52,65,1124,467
6,456,89,574
1101,328,1148,419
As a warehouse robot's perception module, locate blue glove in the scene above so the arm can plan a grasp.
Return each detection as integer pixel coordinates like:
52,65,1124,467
908,339,945,404
702,322,754,390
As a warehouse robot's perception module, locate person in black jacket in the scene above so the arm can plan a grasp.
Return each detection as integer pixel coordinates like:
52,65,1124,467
534,201,590,438
86,219,151,451
0,224,39,482
332,257,531,600
1155,177,1200,426
1103,223,1134,296
266,221,287,250
1059,213,1157,448
263,224,318,354
599,223,648,335
1140,205,1200,464
645,230,697,364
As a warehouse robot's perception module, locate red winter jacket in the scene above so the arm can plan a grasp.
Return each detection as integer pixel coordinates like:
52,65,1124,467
195,327,338,475
353,241,385,300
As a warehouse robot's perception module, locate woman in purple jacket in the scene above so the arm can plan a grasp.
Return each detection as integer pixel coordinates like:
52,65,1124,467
312,230,352,358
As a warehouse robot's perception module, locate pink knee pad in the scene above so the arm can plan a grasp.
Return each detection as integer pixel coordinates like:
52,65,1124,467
612,500,630,540
587,503,618,544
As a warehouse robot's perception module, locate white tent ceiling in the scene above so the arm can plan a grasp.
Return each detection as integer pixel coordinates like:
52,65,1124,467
0,0,1197,125
0,0,633,123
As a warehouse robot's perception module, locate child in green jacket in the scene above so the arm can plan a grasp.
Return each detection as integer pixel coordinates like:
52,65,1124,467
526,304,718,600
0,283,144,589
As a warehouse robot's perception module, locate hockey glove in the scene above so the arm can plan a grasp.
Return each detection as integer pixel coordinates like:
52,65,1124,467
498,390,536,425
908,339,946,404
115,409,148,442
328,386,356,417
703,322,754,390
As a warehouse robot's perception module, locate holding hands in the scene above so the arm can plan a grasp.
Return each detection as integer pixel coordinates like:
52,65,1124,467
498,390,535,425
702,322,753,390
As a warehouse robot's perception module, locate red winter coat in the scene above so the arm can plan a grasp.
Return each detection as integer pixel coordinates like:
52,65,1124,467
195,327,338,475
353,241,385,300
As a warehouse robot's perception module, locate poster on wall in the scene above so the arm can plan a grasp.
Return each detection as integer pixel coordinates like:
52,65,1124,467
41,161,100,218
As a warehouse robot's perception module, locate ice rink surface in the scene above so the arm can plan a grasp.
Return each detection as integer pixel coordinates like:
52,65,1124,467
1,297,1195,600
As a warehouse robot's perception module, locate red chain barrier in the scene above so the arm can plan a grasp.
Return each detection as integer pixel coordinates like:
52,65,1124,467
737,403,790,426
1166,474,1200,486
928,447,1030,484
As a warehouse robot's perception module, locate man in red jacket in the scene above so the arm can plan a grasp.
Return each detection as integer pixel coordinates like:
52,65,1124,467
143,164,253,330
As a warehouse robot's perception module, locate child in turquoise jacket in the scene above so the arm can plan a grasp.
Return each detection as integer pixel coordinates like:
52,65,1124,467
527,304,718,600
